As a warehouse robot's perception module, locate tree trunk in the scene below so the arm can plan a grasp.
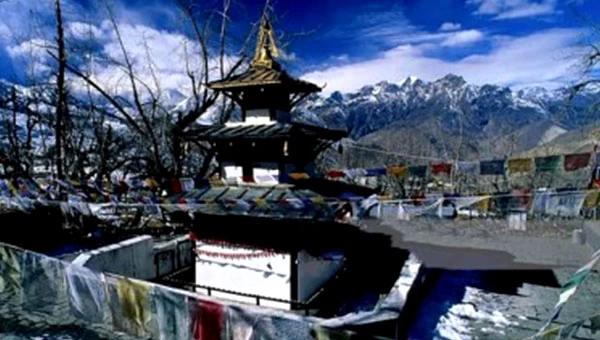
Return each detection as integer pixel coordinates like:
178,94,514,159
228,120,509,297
54,0,68,179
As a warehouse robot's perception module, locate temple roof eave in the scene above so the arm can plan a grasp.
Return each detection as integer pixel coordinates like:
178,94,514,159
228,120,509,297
207,69,321,94
183,122,347,142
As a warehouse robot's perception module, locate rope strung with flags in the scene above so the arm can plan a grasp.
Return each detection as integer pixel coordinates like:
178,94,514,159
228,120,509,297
534,248,600,337
530,311,600,339
327,142,600,182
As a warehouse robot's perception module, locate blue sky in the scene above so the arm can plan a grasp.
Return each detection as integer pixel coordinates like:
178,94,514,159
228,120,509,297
0,0,598,95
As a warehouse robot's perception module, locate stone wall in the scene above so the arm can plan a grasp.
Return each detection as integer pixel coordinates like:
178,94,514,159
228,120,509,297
72,235,155,280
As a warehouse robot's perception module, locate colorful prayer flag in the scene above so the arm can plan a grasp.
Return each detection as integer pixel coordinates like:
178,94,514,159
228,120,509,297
584,191,600,208
430,162,452,176
366,168,387,176
326,170,345,179
288,172,310,180
508,158,533,173
387,165,408,178
538,249,600,334
109,277,152,337
480,160,505,176
190,299,225,340
535,155,561,173
409,165,427,178
564,153,591,172
455,161,478,174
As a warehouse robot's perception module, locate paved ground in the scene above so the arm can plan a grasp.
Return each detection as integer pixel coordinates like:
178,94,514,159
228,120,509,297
362,217,594,270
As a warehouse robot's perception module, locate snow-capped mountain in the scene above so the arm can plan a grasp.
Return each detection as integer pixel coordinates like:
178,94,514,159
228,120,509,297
294,74,600,160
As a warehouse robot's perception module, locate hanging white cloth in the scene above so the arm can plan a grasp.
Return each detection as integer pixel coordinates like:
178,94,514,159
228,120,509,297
446,196,490,210
65,263,108,324
151,287,190,340
554,191,587,217
402,198,444,217
180,178,195,192
21,251,67,315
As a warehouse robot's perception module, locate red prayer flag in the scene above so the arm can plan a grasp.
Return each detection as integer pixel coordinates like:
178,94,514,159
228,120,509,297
241,175,255,183
190,299,224,340
564,153,591,172
431,162,452,176
170,178,182,194
327,170,345,178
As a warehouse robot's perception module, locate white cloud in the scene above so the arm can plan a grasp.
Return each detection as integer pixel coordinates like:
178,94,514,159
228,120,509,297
66,20,245,109
66,22,103,40
71,21,214,102
439,22,462,31
441,30,485,46
302,28,583,94
468,0,557,20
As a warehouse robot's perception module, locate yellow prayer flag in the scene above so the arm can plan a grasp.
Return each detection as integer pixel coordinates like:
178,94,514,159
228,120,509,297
387,165,408,178
144,178,159,189
474,197,490,212
507,158,533,174
584,191,600,208
116,278,151,337
288,172,310,180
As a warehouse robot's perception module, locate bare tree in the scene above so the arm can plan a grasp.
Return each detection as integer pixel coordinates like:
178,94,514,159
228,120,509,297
53,0,69,179
572,21,600,104
58,0,250,182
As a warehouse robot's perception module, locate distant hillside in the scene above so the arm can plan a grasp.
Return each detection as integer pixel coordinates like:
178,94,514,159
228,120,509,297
294,74,600,164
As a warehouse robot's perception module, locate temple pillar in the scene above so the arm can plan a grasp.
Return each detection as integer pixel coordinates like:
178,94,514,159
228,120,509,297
242,164,254,182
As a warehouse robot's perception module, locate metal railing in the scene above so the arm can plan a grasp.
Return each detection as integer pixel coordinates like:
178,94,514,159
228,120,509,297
159,269,312,315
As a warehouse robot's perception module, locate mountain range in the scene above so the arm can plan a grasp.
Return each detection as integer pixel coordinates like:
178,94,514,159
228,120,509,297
294,74,600,163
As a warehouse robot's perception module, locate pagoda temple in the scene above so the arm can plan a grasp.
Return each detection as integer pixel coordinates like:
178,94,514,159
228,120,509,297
185,15,347,183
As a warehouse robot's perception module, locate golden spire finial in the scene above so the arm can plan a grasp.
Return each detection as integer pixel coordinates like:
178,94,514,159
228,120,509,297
251,11,280,69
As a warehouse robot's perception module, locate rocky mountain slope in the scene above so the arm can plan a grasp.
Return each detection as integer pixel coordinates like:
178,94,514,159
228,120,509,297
294,74,600,162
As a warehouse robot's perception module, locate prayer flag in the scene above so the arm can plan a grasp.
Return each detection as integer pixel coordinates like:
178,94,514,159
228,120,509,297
326,170,345,179
109,277,152,337
387,165,408,178
535,156,561,173
366,168,387,176
152,287,190,340
0,245,22,303
584,191,600,208
190,299,225,340
431,162,452,176
66,264,107,324
409,165,427,178
538,248,600,334
564,153,591,172
288,172,310,180
21,251,66,315
508,158,533,173
455,161,478,174
180,178,195,192
344,168,367,179
480,160,505,176
170,178,182,194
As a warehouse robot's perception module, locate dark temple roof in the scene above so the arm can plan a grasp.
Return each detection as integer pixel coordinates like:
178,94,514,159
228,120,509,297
208,67,321,94
184,123,347,141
